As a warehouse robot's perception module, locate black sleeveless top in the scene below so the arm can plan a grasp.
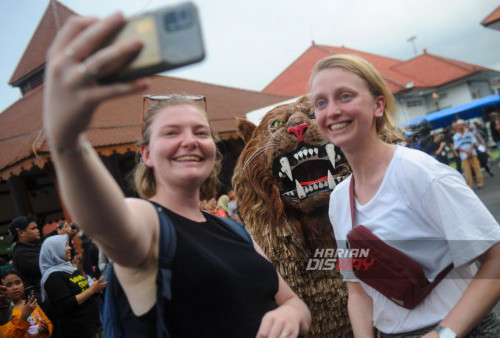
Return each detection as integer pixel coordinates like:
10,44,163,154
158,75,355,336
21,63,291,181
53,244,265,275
108,206,279,337
162,208,279,337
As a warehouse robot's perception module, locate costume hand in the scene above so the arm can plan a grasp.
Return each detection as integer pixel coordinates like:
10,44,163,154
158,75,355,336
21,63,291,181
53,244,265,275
0,285,10,308
38,320,50,335
256,305,301,338
20,295,37,322
43,12,149,149
90,276,108,293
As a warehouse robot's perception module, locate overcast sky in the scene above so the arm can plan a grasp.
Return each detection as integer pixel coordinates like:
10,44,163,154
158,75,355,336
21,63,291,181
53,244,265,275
1,0,499,113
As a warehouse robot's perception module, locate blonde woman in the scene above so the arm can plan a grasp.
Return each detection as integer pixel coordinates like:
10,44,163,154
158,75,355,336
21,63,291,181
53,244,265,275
43,12,310,338
310,54,500,337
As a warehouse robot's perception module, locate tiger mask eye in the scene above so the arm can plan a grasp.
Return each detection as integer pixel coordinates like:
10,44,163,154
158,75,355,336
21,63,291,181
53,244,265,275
270,120,284,130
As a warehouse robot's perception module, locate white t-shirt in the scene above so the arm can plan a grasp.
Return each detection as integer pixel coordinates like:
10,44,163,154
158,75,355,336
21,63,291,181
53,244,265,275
329,146,500,334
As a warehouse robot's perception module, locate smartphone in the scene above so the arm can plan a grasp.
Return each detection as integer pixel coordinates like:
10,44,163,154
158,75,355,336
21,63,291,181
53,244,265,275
100,1,205,83
24,285,35,299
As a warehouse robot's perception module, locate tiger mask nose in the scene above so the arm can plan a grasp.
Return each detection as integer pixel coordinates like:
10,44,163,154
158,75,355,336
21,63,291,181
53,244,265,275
287,123,309,142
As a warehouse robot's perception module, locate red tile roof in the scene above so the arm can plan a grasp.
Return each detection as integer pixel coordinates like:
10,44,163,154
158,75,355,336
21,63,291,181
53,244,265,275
0,76,289,179
263,43,490,96
481,5,500,29
9,1,77,86
390,51,487,87
1,1,290,180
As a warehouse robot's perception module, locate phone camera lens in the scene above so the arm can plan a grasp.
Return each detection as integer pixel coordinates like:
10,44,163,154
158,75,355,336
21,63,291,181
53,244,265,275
164,8,193,32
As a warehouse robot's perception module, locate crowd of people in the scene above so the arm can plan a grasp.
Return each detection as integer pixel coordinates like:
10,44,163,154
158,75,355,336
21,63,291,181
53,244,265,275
1,217,107,337
1,10,500,338
199,190,242,222
403,113,499,190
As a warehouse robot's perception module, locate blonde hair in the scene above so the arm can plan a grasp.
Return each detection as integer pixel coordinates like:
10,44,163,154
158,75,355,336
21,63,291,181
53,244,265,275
133,94,221,200
310,54,402,143
216,194,229,212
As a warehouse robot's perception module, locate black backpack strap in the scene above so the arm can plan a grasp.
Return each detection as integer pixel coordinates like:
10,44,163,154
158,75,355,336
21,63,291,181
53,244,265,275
102,263,122,337
102,202,177,338
150,201,177,338
215,216,253,245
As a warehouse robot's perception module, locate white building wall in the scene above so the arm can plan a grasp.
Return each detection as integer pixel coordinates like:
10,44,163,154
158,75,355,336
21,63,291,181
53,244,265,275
397,82,473,124
397,100,427,123
436,84,472,108
469,80,493,99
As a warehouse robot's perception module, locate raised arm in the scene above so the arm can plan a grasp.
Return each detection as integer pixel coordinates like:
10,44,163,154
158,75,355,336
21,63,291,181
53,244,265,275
43,13,153,267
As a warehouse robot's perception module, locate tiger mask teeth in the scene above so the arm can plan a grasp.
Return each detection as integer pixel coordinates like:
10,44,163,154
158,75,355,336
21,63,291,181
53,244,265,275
273,143,350,201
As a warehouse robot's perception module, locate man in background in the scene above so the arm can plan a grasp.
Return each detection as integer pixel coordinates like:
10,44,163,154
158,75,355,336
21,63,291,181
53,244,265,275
490,112,500,166
453,119,483,189
8,216,42,300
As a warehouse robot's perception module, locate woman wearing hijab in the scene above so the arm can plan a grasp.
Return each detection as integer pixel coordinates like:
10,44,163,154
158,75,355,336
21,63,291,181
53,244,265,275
40,235,107,338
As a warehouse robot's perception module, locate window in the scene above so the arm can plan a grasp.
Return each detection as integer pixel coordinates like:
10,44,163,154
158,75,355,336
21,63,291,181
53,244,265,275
406,100,423,108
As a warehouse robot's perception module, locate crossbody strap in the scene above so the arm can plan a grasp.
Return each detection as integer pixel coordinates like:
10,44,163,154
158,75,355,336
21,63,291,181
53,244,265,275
349,176,453,286
349,176,356,229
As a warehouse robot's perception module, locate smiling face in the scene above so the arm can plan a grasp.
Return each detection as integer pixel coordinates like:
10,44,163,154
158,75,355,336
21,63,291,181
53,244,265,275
2,273,24,303
311,67,385,153
141,104,216,196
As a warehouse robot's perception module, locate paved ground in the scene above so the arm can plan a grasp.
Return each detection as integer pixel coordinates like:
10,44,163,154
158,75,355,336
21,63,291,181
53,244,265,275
475,160,500,223
471,158,500,316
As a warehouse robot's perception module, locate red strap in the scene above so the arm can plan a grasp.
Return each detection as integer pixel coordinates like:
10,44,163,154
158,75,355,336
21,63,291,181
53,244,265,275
349,176,356,229
428,263,453,289
349,175,454,285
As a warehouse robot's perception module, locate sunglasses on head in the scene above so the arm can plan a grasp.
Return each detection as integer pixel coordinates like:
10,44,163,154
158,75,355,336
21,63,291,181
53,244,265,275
141,95,207,132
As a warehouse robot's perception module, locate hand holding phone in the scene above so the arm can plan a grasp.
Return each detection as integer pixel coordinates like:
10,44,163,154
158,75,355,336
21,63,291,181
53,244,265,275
100,1,205,83
23,285,35,300
20,294,37,322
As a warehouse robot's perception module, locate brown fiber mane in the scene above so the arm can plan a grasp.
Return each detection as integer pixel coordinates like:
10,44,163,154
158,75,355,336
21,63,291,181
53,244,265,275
233,96,352,337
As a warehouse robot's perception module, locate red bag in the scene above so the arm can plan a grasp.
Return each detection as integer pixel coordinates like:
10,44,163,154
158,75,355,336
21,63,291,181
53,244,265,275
346,178,452,309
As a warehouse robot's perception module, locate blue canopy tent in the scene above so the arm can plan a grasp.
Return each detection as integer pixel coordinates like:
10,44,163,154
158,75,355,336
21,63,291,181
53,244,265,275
403,93,500,129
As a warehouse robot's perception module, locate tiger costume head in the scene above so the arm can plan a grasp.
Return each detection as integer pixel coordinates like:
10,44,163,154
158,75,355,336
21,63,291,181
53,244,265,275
233,95,350,248
232,96,352,337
